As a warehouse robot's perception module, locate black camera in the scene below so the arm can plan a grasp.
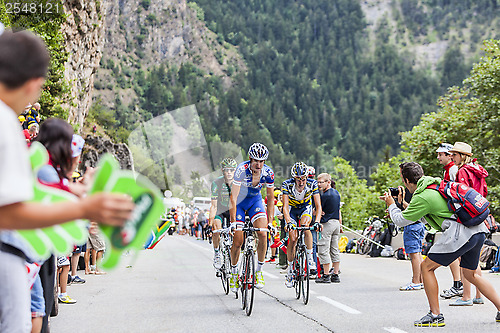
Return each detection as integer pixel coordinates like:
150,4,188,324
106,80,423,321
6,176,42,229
389,187,400,197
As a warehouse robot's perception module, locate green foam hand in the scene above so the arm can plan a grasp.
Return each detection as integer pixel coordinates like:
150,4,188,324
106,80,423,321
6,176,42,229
15,142,88,261
88,154,165,269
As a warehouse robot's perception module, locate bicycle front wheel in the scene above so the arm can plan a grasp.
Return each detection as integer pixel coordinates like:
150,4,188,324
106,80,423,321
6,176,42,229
294,255,301,299
244,251,255,316
301,250,310,305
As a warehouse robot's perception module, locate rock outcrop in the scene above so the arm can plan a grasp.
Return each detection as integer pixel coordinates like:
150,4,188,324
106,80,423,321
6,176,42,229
81,135,134,171
61,0,106,130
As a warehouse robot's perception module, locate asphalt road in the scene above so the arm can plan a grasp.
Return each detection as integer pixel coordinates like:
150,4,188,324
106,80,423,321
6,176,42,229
50,234,500,332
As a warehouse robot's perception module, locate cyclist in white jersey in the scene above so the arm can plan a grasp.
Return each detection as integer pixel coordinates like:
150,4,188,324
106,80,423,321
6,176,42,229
229,143,275,291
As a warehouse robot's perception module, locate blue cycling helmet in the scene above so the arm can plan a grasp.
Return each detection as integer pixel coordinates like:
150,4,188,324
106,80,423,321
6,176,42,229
248,143,269,161
291,162,309,178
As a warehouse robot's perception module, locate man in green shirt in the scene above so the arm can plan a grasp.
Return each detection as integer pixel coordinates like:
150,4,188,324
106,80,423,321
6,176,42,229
381,162,500,327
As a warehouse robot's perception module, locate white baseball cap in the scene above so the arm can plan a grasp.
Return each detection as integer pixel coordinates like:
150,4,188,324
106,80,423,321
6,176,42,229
436,143,454,154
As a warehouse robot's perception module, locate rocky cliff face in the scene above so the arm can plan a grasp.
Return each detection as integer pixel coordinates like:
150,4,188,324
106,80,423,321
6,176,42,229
94,0,245,108
81,135,134,171
61,0,105,130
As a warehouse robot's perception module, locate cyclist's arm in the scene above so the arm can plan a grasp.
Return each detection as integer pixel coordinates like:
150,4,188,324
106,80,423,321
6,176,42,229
266,186,274,225
209,199,217,227
312,193,322,223
229,183,240,222
282,194,291,224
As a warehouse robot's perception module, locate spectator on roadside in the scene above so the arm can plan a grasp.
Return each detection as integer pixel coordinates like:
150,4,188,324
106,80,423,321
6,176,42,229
56,255,75,304
434,143,463,300
0,29,133,333
32,102,41,122
28,123,39,142
381,162,500,327
315,173,341,284
392,163,425,292
85,222,106,275
436,143,458,181
448,142,488,306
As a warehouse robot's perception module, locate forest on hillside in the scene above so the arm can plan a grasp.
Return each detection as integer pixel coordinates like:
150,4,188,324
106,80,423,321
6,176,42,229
92,0,496,173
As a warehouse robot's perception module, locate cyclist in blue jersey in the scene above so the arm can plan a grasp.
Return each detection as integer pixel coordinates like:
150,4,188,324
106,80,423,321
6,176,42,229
282,162,322,288
229,143,275,291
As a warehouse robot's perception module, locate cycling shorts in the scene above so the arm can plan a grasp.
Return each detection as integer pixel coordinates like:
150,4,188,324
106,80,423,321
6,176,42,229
288,205,312,226
235,196,267,224
215,211,230,228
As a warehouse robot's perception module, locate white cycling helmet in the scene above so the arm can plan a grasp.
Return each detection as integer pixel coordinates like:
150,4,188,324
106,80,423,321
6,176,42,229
248,143,269,161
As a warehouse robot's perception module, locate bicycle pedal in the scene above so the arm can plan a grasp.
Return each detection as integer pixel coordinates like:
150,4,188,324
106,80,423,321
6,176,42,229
216,271,222,277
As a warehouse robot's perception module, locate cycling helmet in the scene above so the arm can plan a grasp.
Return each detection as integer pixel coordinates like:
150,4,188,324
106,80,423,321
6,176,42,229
290,162,308,178
274,189,282,198
307,166,316,178
248,143,269,161
220,157,237,170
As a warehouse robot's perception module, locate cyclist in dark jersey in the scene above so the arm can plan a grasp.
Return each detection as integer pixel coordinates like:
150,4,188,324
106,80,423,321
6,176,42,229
209,158,237,270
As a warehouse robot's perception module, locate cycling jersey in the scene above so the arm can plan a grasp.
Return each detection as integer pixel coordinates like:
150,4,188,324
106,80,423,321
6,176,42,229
281,178,319,209
233,161,275,223
233,161,274,203
211,176,231,216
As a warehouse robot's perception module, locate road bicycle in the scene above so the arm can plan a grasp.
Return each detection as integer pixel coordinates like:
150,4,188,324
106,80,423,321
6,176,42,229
288,224,319,305
232,219,270,316
212,226,233,295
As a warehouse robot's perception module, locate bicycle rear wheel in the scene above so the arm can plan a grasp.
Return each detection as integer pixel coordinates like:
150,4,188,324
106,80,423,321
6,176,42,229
300,251,310,305
294,255,301,299
244,251,255,316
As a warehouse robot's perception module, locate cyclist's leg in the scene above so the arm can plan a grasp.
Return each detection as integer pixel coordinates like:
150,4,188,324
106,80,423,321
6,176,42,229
299,210,315,271
250,205,268,266
299,206,313,250
286,208,299,263
212,215,223,249
230,202,247,267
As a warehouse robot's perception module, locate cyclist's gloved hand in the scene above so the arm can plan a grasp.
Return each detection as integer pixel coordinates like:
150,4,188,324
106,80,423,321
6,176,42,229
311,222,322,231
267,224,277,236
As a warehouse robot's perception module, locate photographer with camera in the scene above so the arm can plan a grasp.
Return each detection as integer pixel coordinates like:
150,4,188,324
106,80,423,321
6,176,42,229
386,164,425,292
380,162,500,327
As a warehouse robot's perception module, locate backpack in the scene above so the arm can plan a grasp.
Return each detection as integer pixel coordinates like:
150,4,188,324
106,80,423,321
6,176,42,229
345,239,356,253
427,180,490,227
479,241,498,270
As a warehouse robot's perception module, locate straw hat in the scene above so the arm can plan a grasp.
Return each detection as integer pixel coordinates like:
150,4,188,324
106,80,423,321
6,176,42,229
449,142,473,156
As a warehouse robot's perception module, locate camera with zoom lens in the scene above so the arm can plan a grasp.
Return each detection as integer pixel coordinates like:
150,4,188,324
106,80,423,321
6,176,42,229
388,187,400,197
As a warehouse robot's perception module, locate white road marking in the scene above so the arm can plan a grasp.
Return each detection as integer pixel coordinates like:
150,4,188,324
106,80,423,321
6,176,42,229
177,237,212,253
383,327,408,333
316,296,362,314
309,290,317,295
262,271,279,279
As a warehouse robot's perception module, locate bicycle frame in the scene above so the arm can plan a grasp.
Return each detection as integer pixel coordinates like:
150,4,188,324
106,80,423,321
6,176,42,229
289,225,317,305
232,220,269,316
